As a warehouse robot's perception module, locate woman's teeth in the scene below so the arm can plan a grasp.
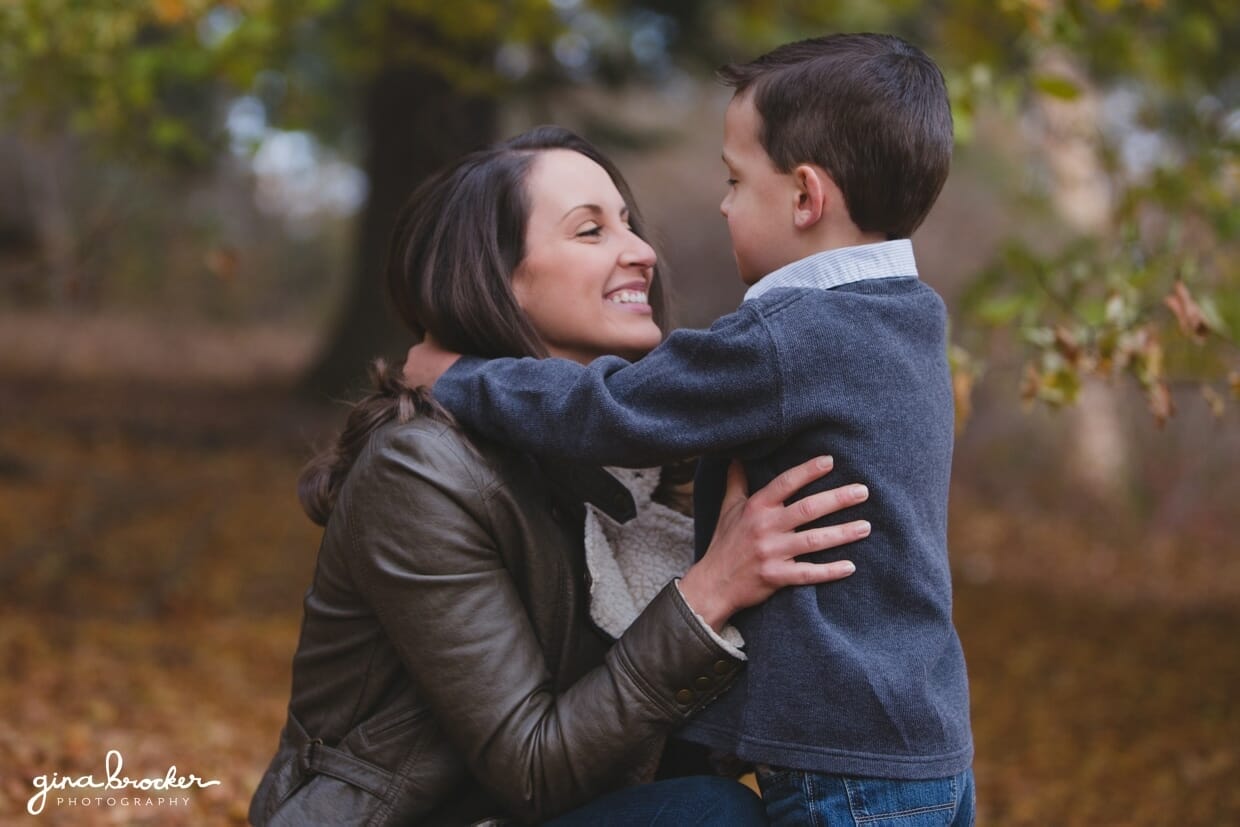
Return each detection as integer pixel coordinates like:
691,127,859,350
607,290,648,304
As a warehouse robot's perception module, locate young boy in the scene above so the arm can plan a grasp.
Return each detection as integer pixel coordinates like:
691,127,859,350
407,33,973,825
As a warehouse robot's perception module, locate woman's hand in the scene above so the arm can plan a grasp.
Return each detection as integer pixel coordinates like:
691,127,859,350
678,456,868,632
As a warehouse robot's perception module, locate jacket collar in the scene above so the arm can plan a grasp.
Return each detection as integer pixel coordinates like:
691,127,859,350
536,458,637,524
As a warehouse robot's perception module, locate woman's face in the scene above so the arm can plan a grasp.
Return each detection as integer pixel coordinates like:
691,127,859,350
513,149,662,364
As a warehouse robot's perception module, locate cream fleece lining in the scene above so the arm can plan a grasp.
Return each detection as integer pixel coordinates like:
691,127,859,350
585,467,745,658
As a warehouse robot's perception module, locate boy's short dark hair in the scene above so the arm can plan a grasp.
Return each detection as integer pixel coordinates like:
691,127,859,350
719,33,953,240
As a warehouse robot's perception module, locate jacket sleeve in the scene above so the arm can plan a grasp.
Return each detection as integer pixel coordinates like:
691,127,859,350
344,424,744,824
432,303,786,467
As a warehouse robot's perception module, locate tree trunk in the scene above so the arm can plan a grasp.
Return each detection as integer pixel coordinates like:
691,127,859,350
1034,50,1129,504
298,65,497,399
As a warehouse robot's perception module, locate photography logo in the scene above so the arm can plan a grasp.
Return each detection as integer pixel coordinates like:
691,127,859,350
27,749,222,816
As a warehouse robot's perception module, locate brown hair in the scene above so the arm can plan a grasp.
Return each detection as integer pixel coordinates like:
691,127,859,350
718,33,953,240
299,126,668,525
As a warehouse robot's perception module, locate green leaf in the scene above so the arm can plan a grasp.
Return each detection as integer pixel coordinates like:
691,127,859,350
976,294,1027,325
1197,295,1227,337
151,116,188,149
1033,74,1081,100
1024,327,1057,348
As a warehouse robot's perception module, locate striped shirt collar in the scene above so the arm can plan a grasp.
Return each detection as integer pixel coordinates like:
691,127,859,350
742,239,918,302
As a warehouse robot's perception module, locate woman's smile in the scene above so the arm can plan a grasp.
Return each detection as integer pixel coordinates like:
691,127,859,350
604,282,652,314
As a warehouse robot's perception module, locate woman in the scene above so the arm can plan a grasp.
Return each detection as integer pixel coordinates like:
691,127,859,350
250,127,869,826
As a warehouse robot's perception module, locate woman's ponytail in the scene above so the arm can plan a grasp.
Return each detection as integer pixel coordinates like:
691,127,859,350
297,358,441,526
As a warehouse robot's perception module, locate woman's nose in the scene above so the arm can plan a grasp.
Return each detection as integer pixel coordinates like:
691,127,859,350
620,232,657,270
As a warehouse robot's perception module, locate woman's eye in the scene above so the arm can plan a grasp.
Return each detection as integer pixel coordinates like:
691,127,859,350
576,225,603,238
725,178,738,187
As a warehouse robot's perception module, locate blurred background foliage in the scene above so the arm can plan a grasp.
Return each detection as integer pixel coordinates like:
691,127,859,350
1,0,1236,410
1,2,1239,824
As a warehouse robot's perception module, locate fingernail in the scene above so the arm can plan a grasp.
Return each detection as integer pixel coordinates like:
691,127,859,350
817,455,834,470
855,521,871,537
852,485,868,500
840,561,856,574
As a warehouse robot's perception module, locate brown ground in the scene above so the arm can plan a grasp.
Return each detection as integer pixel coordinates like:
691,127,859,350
0,369,1236,826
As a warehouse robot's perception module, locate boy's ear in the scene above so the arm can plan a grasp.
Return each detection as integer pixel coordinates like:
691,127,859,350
792,164,831,230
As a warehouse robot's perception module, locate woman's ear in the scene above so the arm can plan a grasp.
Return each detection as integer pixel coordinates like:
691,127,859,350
792,164,831,230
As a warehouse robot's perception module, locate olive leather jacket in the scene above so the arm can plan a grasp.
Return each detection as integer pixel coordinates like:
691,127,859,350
249,418,744,826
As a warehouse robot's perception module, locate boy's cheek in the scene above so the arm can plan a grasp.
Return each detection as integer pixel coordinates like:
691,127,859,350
728,223,757,261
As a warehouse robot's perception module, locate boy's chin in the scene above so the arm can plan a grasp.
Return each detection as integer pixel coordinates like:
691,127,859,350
732,256,765,286
738,269,764,287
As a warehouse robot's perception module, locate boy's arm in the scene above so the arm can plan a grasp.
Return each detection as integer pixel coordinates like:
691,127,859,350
414,304,786,467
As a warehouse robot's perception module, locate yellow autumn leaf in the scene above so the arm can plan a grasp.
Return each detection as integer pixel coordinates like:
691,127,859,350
1147,381,1174,427
1202,385,1225,418
153,0,188,25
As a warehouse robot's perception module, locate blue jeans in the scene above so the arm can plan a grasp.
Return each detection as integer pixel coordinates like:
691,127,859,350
541,775,767,826
757,767,975,827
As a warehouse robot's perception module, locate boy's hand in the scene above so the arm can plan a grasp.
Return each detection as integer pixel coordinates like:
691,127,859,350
402,336,461,389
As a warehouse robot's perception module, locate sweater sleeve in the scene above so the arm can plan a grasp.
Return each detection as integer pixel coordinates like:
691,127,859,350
433,303,786,467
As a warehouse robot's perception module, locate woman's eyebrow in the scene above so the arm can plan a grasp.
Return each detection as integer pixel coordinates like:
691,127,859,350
559,204,602,222
559,203,629,222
